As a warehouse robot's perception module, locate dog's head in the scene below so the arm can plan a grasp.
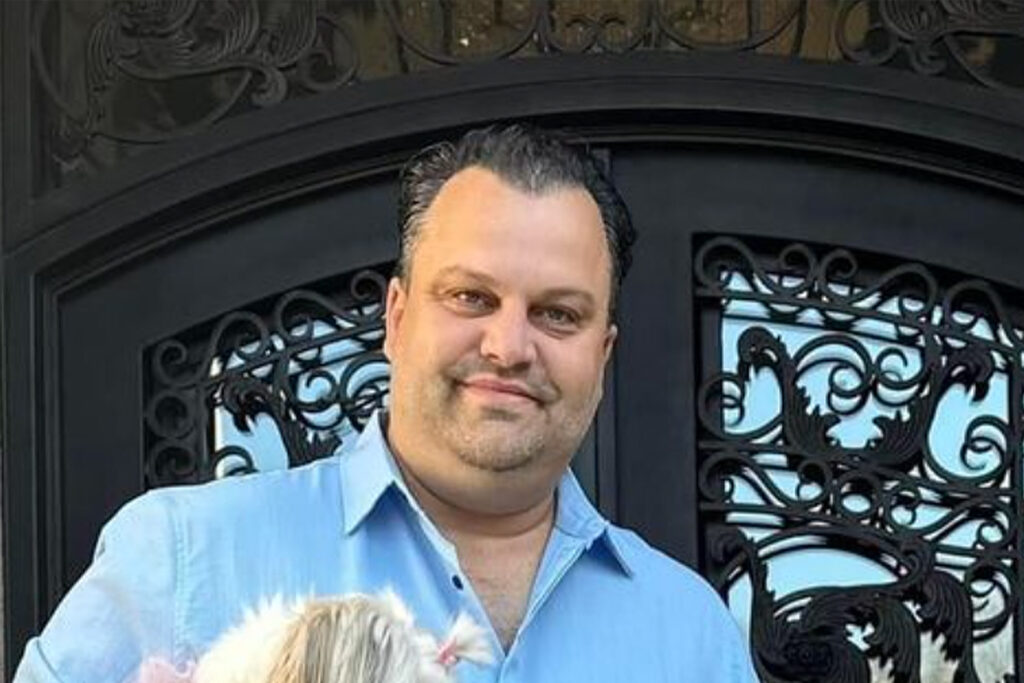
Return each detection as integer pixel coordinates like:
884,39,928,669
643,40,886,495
185,590,491,683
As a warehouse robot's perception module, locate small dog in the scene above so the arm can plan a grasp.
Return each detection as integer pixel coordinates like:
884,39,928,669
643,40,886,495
139,591,492,683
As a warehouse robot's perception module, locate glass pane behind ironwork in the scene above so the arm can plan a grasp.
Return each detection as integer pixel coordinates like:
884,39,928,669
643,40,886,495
30,0,1024,194
209,322,390,476
695,236,1020,682
143,267,391,485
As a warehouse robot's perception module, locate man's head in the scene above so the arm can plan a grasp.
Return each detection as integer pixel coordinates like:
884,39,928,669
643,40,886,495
384,124,635,514
396,125,635,317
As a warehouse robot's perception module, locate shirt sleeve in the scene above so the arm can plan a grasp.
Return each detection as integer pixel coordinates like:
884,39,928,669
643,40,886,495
13,492,182,683
711,600,761,683
727,622,761,682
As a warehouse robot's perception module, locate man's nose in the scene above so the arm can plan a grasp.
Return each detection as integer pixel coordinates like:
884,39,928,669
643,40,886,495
479,304,537,369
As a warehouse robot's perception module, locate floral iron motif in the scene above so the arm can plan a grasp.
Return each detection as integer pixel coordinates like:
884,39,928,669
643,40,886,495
30,1,1024,191
695,236,1020,682
143,267,389,485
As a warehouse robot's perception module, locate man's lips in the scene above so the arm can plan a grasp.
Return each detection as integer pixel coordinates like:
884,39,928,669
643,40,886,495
459,378,540,402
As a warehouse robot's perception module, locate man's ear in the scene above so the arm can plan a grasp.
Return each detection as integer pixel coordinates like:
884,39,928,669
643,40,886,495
602,323,618,364
383,277,408,362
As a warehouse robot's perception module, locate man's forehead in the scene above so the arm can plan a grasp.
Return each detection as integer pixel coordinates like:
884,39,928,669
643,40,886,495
422,168,598,237
419,175,604,254
406,166,612,302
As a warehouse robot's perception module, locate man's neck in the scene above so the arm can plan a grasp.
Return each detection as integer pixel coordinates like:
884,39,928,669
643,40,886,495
394,449,556,542
387,433,557,650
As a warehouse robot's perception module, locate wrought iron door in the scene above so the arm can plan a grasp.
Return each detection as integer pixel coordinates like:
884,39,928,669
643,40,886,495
9,140,1024,680
611,145,1024,682
9,134,1024,682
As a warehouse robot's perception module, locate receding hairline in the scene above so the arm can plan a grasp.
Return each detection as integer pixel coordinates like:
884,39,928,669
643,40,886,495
429,163,596,207
400,167,613,289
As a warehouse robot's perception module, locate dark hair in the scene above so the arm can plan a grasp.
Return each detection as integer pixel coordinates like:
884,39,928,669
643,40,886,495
396,124,636,317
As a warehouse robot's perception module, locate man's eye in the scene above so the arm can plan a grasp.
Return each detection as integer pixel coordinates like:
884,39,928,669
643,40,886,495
536,307,579,328
451,290,491,309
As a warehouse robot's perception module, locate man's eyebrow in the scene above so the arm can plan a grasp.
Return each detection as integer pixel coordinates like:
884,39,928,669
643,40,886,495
432,266,500,287
539,289,597,309
432,266,598,309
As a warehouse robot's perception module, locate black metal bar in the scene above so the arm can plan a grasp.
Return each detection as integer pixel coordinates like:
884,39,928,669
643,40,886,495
1013,359,1023,678
3,1,41,676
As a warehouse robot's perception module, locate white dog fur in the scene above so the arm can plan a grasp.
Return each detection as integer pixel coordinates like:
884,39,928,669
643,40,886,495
139,591,492,683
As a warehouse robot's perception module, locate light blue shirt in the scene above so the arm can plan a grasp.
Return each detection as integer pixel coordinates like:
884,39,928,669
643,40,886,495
15,413,758,682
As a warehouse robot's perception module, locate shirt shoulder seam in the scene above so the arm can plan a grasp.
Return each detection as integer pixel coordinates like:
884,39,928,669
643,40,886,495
163,493,187,663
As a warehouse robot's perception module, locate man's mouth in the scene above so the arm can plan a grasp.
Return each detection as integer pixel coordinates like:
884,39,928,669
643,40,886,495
458,378,541,404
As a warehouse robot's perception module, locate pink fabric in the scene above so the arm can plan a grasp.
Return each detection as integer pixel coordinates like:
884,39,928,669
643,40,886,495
138,657,195,683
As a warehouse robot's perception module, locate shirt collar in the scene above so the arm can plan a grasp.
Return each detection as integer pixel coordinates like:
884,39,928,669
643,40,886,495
337,411,634,576
553,465,634,577
337,411,406,536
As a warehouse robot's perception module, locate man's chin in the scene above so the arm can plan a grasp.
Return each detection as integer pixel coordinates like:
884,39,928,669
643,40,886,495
476,405,530,422
450,394,542,425
455,448,537,474
449,427,544,473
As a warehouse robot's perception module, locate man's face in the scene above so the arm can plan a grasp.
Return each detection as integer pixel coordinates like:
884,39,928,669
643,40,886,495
384,166,616,487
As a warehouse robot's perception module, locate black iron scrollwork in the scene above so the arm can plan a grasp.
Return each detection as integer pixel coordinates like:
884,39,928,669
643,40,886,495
32,0,359,170
696,236,1021,682
380,0,806,61
33,1,1024,192
143,267,390,486
837,0,1024,92
32,0,809,159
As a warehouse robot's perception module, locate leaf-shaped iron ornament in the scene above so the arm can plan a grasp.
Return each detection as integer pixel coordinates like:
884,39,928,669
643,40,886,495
696,237,1020,683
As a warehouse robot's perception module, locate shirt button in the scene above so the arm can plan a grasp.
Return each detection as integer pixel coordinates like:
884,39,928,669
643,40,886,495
451,574,464,590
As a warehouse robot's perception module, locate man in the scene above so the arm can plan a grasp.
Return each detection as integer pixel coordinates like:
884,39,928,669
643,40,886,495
15,125,757,682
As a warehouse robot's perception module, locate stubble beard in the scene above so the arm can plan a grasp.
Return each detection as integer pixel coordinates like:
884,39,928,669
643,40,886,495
435,383,548,473
417,372,599,475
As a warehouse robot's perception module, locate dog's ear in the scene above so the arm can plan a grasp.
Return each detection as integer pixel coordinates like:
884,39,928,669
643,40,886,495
194,595,302,683
263,615,310,683
267,600,376,683
378,588,415,627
